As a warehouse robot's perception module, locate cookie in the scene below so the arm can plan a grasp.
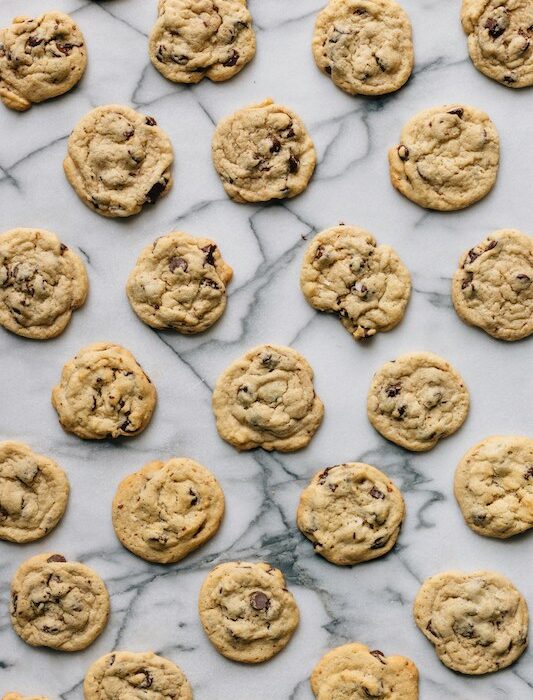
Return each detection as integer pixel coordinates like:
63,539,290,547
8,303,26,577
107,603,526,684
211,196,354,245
0,12,86,112
388,104,500,211
300,225,411,340
0,228,88,340
64,105,174,218
10,553,110,652
212,98,316,203
454,435,533,538
452,229,533,341
126,231,233,334
212,344,324,452
150,0,256,84
2,695,49,700
198,561,299,663
51,342,157,440
367,352,470,451
461,0,533,88
297,463,404,565
413,570,529,674
83,651,192,700
0,441,69,543
312,0,414,96
311,642,419,699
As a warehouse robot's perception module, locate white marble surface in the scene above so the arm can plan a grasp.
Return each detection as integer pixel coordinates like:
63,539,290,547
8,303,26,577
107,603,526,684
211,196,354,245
0,1,532,698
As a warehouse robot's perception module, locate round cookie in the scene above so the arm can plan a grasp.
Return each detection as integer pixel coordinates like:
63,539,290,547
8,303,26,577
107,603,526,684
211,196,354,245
150,0,256,84
126,231,233,334
0,228,88,340
212,98,316,203
10,553,110,652
297,463,404,565
461,0,533,88
0,11,86,112
63,105,174,218
312,0,414,96
388,104,500,211
198,561,300,663
83,651,192,700
0,441,69,543
413,570,529,674
452,229,533,341
51,342,157,440
212,344,324,452
454,435,533,538
311,642,419,699
367,352,470,451
300,225,411,340
3,694,49,700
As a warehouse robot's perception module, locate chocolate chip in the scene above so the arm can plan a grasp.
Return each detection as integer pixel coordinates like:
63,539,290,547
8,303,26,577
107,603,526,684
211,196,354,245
370,649,386,664
145,178,167,204
27,36,43,47
503,75,516,84
270,138,281,154
486,240,497,251
397,405,406,418
60,243,68,254
250,591,269,610
325,65,332,74
202,244,217,266
47,554,66,563
318,466,334,484
139,670,153,689
525,466,533,480
472,513,487,525
448,108,464,118
169,256,187,273
56,42,74,55
173,55,189,65
223,50,239,67
314,245,325,260
466,248,480,264
426,620,439,637
123,129,134,140
288,155,299,174
201,278,220,289
370,486,385,499
109,654,116,666
370,535,389,549
485,17,505,39
145,116,157,126
355,7,367,14
189,488,198,506
397,145,409,161
386,383,401,397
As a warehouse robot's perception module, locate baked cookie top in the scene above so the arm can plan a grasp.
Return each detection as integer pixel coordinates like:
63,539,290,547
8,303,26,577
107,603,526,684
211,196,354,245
461,0,533,87
84,651,192,700
63,105,174,218
150,0,256,83
300,225,411,340
0,11,86,111
51,342,157,440
414,570,529,674
212,98,316,203
454,435,533,538
388,104,500,211
126,231,233,334
198,561,300,663
0,228,88,340
367,352,470,451
452,229,533,341
212,344,324,452
312,0,414,96
10,553,110,652
311,642,419,699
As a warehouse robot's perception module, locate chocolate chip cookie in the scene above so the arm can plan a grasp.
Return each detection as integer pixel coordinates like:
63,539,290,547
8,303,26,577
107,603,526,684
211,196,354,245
126,231,233,334
414,570,529,674
212,98,316,203
367,352,470,451
64,105,174,217
452,229,533,341
198,561,300,663
300,225,411,340
2,694,49,700
10,553,110,652
388,104,500,210
212,344,324,451
51,342,157,440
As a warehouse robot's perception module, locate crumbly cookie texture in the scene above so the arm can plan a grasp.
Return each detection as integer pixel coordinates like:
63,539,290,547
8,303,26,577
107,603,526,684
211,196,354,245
10,553,110,652
0,11,86,111
64,105,174,218
212,98,316,203
388,104,500,211
452,229,533,341
367,352,470,451
83,651,192,700
311,642,419,699
312,0,414,96
300,225,411,340
297,463,404,565
414,570,529,674
454,436,533,538
212,344,324,452
198,561,300,663
150,0,256,83
461,0,533,87
126,231,233,334
0,442,69,543
51,342,157,440
2,694,50,700
0,228,88,340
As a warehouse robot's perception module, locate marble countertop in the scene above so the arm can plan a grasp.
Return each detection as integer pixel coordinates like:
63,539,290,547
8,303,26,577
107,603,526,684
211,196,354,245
1,1,532,698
